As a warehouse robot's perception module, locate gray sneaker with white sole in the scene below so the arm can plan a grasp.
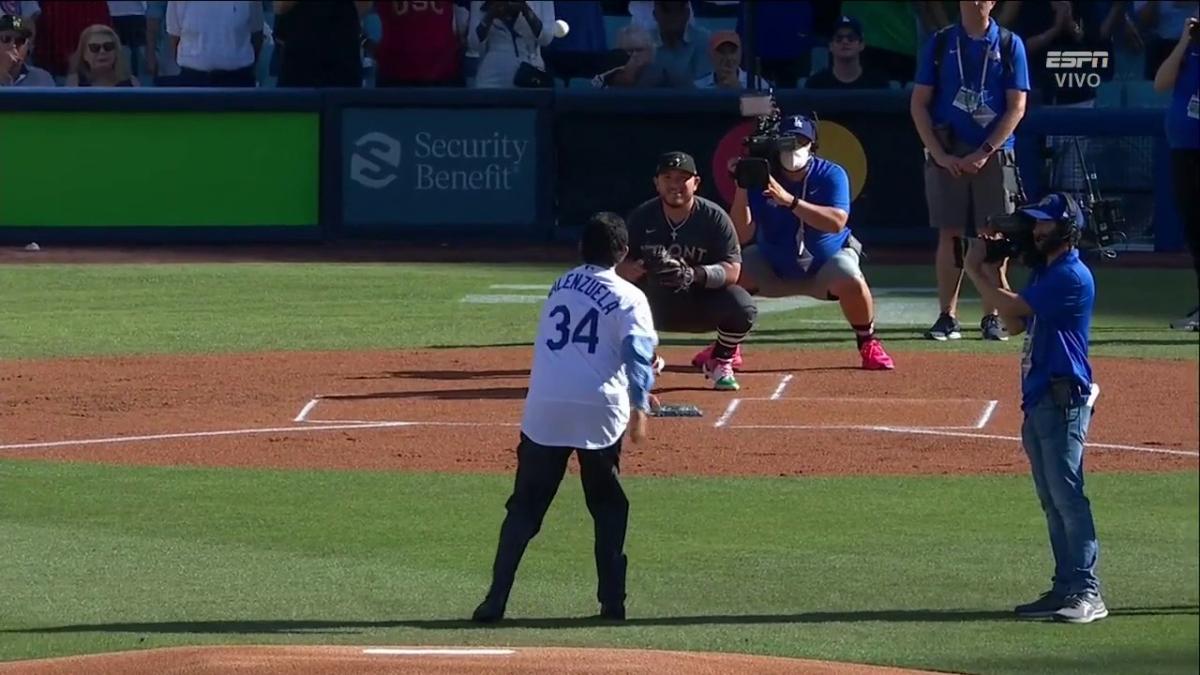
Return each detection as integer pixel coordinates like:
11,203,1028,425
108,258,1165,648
1053,592,1108,624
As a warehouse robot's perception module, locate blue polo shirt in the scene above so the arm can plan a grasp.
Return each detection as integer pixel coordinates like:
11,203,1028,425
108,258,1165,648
914,19,1030,149
1018,249,1095,411
747,157,852,279
1166,43,1200,150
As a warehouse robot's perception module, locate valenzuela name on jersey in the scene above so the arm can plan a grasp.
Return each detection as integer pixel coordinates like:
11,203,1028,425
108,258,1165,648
548,271,622,315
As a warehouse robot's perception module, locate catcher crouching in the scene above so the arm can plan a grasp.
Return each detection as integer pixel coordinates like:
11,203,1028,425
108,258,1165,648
616,151,758,391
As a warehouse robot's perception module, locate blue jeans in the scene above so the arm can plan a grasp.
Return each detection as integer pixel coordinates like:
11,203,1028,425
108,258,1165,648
1021,396,1100,595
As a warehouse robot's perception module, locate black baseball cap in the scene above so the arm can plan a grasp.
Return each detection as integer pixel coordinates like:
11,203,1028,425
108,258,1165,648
1,14,32,37
656,151,699,176
832,15,863,39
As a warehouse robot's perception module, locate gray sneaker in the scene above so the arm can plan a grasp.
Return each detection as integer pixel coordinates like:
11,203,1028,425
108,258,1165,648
981,314,1009,341
1014,590,1067,619
1053,592,1108,624
925,313,962,341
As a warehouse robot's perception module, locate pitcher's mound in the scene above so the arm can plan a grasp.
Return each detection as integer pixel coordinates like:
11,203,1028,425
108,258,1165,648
0,645,952,674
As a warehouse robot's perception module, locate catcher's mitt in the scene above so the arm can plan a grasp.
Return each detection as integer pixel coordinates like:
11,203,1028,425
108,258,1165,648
642,247,696,292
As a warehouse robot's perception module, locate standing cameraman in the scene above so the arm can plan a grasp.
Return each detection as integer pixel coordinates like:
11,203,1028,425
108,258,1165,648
964,192,1107,625
911,0,1030,342
1154,15,1199,332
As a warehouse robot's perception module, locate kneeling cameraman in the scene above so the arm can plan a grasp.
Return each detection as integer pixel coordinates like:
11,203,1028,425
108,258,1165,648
963,192,1106,625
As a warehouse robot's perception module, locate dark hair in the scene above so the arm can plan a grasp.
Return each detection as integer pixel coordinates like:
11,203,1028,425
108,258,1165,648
580,211,629,268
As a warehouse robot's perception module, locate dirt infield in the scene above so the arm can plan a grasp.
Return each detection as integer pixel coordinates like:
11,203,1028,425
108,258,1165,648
0,347,1195,475
0,645,951,675
1,346,1195,674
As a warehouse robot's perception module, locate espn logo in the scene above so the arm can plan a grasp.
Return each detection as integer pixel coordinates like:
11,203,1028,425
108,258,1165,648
1045,51,1110,69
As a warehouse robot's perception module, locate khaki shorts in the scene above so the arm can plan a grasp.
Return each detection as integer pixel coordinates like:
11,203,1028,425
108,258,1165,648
924,144,1020,233
741,245,863,300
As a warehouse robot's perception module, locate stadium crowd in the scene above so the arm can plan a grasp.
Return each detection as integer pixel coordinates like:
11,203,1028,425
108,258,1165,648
0,0,1190,101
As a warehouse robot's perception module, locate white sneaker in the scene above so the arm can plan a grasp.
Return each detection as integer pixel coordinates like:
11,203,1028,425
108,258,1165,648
703,358,739,391
652,355,666,375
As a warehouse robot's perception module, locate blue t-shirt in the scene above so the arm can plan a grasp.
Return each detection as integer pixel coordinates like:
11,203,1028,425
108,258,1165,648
1166,43,1200,150
1018,249,1095,411
747,157,852,279
914,19,1031,149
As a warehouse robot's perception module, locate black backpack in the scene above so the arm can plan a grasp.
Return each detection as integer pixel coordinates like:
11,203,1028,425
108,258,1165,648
930,24,1017,85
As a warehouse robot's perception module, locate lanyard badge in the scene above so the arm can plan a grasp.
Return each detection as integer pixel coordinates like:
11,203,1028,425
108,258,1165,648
953,35,997,127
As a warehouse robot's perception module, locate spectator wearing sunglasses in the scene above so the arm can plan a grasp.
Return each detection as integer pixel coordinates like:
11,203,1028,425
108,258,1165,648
66,23,138,86
805,16,890,90
1,13,53,86
34,1,111,80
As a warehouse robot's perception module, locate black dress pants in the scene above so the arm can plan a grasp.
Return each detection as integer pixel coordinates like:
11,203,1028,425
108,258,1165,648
483,433,629,609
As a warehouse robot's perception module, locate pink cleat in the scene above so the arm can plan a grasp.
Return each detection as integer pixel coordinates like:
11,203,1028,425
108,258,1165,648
691,344,743,371
860,338,895,371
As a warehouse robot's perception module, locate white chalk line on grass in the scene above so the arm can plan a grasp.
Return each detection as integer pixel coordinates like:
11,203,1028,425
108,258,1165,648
714,399,742,428
362,648,515,656
728,424,1199,457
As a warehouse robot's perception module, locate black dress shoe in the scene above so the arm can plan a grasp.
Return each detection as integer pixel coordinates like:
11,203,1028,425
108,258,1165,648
598,604,625,621
471,599,505,623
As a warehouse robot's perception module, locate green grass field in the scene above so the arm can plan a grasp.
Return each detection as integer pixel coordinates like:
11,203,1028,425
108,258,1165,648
1,262,1197,674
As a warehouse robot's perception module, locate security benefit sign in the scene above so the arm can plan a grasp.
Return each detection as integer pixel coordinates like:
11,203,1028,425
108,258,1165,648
341,108,538,228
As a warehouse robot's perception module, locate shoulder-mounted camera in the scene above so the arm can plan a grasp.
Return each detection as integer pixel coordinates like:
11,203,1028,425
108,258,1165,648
961,139,1127,267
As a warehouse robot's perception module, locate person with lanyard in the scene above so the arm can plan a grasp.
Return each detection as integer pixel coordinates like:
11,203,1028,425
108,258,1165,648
728,114,896,371
910,0,1030,343
1155,14,1200,332
962,192,1107,625
0,13,53,87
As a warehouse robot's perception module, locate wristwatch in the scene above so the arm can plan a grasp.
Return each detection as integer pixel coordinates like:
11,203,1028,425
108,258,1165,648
789,195,801,210
980,141,997,156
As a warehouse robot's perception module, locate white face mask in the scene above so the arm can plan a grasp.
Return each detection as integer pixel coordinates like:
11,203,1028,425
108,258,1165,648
780,146,811,172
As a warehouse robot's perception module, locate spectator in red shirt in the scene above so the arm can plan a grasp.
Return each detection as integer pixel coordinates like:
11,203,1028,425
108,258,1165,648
370,0,465,87
34,0,110,79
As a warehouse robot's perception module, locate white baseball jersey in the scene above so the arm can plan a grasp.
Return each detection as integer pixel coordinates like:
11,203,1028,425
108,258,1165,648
521,264,658,450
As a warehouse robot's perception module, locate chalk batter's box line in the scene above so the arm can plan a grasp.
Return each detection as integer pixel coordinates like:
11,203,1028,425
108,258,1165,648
712,397,1000,431
295,396,1000,432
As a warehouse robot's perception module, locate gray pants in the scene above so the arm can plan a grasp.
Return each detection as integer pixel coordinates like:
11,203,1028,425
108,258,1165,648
741,245,864,300
924,144,1020,232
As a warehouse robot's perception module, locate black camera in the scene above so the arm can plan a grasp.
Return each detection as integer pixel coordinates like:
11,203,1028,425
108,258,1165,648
735,91,807,190
959,139,1126,266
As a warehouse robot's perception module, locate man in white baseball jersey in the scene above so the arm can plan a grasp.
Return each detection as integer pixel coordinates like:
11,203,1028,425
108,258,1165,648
473,211,658,624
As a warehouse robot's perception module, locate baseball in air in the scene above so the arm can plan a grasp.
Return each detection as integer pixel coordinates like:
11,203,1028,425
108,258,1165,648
554,19,570,38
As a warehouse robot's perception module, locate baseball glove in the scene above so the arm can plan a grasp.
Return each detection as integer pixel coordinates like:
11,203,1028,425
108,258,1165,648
642,247,696,292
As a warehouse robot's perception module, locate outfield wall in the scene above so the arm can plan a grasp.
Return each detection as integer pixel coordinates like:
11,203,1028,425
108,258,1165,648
0,89,1185,251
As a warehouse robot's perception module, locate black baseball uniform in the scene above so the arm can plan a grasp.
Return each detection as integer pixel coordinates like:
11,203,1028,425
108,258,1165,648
626,195,759,338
